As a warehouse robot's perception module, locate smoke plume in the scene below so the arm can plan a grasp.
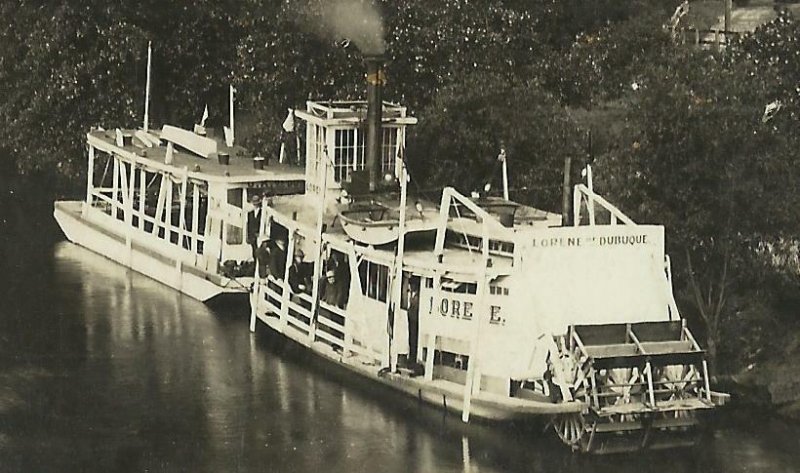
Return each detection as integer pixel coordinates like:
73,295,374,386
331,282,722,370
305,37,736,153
314,0,385,55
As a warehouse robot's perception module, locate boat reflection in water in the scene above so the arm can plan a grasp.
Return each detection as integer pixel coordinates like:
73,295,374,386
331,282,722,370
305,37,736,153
0,240,797,472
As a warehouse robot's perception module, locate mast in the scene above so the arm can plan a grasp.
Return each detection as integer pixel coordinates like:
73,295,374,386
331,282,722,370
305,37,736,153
308,146,331,343
389,155,409,371
144,41,152,132
499,147,509,201
228,85,235,146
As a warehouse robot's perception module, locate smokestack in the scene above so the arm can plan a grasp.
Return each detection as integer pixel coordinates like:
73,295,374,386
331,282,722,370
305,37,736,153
365,55,385,192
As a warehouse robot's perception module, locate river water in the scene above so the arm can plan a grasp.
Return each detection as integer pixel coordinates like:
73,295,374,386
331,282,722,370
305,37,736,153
1,206,799,472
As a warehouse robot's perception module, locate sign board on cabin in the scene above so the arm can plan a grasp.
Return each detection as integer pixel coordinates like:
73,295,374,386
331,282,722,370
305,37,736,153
513,224,671,335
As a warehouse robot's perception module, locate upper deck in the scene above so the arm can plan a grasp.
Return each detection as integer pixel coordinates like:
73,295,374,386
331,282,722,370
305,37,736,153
87,128,305,185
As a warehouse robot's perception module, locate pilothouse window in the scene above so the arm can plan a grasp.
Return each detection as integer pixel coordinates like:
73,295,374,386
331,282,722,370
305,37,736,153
333,129,365,182
332,128,400,183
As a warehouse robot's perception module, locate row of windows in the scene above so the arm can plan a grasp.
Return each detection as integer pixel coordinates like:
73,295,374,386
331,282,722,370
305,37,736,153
489,286,510,296
452,233,515,255
331,127,400,183
422,277,508,296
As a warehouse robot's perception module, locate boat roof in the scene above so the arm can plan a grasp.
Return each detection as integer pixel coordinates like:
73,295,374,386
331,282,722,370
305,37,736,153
87,128,305,185
267,191,438,237
296,100,417,126
266,191,518,278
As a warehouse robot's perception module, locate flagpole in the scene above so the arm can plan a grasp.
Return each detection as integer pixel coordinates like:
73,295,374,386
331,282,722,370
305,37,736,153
389,156,409,372
500,147,509,201
144,41,152,132
229,85,235,145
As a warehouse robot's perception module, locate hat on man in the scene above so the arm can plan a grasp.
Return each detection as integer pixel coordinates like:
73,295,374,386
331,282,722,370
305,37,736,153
250,194,262,204
326,270,336,279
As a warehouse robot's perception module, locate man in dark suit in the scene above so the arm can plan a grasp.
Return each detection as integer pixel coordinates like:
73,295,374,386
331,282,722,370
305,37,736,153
247,194,262,259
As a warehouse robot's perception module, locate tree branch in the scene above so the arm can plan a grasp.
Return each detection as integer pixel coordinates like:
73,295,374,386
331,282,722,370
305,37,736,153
685,248,709,323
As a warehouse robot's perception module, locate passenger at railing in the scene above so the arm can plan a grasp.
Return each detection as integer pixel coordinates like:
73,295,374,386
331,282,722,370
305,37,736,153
288,249,312,295
246,194,263,259
320,269,347,309
269,238,287,279
328,252,350,307
254,237,271,279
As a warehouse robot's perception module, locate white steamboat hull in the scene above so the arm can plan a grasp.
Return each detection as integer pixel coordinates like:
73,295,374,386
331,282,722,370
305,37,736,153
250,290,584,423
54,201,247,302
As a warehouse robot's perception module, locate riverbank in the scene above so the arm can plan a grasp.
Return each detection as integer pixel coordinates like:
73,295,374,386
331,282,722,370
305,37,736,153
721,350,800,421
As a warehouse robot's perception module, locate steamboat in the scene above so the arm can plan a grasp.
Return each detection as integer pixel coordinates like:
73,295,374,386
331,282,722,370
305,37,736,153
55,52,728,453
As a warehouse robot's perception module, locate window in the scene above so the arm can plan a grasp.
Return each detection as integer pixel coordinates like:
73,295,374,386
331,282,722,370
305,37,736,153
226,224,243,244
307,124,326,193
381,127,398,177
227,188,243,208
333,128,365,182
441,279,477,295
330,127,399,183
489,286,509,296
358,260,390,302
489,240,515,254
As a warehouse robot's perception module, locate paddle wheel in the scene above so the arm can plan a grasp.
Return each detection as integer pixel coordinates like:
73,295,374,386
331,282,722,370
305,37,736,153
550,320,728,454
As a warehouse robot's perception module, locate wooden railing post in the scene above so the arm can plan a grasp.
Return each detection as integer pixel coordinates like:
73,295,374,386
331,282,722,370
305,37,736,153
85,146,95,215
138,167,146,231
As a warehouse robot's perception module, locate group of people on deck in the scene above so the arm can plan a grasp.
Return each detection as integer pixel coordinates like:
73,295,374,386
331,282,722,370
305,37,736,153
247,193,349,308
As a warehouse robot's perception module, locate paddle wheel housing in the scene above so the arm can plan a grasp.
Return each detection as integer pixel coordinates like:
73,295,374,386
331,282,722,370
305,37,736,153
551,320,728,454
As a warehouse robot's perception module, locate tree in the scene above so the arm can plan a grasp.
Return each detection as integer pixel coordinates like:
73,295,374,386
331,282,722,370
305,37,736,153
0,1,245,185
601,47,800,363
408,71,582,211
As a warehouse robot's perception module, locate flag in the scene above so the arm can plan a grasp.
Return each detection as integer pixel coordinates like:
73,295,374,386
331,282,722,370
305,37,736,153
200,105,209,127
282,108,295,133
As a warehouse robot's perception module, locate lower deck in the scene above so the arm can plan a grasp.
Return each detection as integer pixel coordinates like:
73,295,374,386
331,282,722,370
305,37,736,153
251,297,585,421
54,200,250,301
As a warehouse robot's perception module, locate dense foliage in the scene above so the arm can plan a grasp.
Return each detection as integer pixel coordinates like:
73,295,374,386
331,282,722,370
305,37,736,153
2,0,800,373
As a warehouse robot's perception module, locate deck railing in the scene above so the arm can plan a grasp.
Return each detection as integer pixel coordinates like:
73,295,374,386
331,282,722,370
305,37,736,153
256,273,383,363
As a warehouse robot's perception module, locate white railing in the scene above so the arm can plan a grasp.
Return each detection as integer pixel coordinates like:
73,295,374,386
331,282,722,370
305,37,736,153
256,273,382,363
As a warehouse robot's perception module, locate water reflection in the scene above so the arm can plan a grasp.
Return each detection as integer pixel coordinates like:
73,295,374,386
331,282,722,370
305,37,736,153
0,241,798,473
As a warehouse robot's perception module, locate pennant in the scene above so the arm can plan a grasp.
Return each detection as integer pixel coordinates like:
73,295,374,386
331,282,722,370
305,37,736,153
200,105,209,127
282,108,295,133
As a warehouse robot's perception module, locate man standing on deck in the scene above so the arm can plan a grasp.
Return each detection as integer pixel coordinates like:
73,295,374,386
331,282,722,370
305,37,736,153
247,194,263,259
255,237,271,279
288,249,311,294
407,282,420,368
270,238,287,279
